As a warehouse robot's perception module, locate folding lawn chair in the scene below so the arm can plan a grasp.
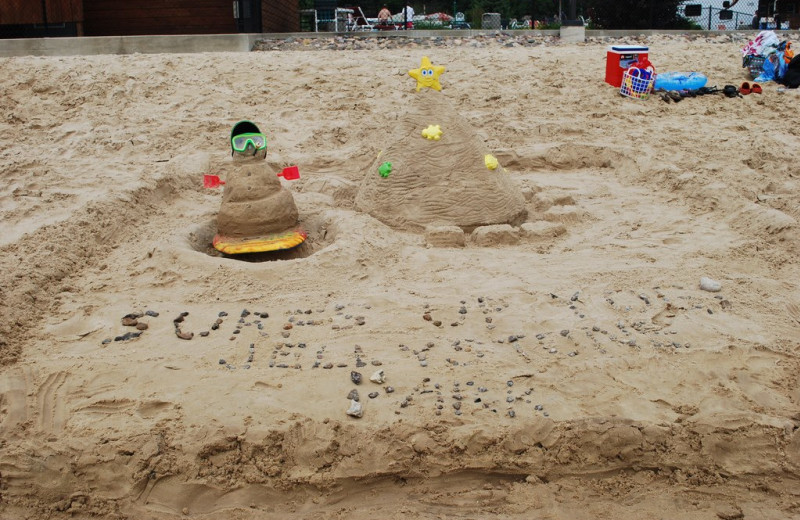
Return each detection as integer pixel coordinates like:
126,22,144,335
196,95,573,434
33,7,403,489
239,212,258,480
344,6,374,31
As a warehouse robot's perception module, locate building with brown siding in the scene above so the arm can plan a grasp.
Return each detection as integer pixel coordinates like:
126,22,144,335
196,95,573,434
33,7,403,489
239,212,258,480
0,0,299,39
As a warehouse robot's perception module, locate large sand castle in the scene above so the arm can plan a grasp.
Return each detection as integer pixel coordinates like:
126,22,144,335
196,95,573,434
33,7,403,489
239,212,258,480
355,72,527,231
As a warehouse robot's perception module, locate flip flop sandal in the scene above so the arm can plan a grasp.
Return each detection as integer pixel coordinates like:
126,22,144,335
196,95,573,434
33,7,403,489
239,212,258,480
752,83,763,94
660,92,671,103
740,82,751,95
723,85,741,98
668,90,683,102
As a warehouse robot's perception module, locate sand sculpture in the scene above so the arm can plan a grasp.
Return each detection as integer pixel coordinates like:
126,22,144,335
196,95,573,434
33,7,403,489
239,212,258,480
355,57,527,232
213,123,305,254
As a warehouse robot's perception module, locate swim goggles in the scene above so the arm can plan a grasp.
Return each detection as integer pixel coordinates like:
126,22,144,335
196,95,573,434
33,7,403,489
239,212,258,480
231,133,267,154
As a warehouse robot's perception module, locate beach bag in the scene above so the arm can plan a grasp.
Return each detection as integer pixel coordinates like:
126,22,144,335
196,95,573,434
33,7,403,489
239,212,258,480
776,51,788,79
743,54,766,78
755,54,777,82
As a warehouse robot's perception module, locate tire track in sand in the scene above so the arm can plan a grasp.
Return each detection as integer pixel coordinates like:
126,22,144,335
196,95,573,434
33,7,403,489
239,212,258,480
37,371,67,435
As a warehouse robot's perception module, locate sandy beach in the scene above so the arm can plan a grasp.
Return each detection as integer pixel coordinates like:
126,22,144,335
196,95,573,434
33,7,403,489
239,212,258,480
1,32,800,519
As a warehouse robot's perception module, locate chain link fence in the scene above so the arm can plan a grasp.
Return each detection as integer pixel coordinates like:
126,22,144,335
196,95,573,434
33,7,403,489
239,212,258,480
299,0,797,31
679,1,759,31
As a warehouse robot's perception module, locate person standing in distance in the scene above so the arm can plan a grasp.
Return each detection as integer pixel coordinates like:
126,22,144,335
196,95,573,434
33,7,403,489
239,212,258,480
401,4,415,29
377,4,391,26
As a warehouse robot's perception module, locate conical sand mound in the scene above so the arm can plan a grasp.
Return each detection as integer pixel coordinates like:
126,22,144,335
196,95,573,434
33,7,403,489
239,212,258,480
355,88,527,231
216,161,300,240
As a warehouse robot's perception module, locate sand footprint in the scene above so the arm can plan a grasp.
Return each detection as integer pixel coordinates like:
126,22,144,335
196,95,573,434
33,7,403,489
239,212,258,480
786,302,800,324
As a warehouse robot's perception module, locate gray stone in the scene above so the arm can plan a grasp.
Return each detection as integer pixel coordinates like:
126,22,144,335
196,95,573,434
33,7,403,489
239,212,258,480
700,277,722,292
370,369,385,384
346,399,363,418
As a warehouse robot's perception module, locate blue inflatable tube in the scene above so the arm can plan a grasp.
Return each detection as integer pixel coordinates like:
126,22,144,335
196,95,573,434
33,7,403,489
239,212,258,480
653,72,708,91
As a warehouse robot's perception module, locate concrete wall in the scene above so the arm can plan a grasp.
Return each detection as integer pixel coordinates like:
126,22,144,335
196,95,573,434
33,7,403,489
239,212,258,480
0,33,261,57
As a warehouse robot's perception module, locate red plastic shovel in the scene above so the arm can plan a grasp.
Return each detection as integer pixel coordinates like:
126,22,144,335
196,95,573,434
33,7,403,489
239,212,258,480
278,165,300,180
203,175,225,188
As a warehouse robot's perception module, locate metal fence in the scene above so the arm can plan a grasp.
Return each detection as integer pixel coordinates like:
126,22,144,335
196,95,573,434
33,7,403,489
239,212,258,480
679,2,757,30
298,0,797,31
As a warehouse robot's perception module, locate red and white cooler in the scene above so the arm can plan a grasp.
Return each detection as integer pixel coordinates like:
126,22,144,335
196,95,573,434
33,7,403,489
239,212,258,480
605,45,649,87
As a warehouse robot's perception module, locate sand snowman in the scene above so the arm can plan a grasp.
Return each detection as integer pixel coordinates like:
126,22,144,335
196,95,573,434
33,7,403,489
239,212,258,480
355,57,527,231
212,121,306,254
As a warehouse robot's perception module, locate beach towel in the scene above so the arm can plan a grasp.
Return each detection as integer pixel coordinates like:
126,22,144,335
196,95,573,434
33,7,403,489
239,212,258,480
782,54,800,88
742,30,780,58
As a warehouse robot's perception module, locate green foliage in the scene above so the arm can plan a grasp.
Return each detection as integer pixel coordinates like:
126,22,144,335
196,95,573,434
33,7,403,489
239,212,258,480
582,0,687,29
530,0,560,20
476,0,512,17
468,6,484,26
674,17,704,30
